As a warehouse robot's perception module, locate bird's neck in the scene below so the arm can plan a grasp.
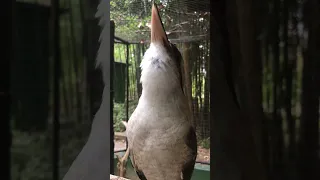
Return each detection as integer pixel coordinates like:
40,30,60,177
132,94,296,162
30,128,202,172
139,42,184,104
140,59,182,103
140,83,183,104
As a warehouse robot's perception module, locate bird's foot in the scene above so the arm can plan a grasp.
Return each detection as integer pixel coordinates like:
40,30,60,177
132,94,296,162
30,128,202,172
116,148,130,177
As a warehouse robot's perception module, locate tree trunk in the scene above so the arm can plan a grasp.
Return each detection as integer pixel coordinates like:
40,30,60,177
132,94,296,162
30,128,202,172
271,0,284,178
191,43,201,131
298,0,320,179
67,0,82,122
136,44,142,97
203,40,210,138
211,1,266,180
235,0,265,170
283,0,295,160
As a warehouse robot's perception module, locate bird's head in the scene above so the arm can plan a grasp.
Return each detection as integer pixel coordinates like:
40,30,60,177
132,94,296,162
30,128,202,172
140,3,184,95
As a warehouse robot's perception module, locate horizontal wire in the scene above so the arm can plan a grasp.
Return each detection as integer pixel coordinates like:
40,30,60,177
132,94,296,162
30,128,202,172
112,0,210,42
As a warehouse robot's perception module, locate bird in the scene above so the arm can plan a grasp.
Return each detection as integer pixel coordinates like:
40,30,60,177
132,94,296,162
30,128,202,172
125,3,197,180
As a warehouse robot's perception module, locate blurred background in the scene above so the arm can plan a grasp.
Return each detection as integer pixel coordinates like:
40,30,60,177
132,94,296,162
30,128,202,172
9,0,319,180
11,0,210,179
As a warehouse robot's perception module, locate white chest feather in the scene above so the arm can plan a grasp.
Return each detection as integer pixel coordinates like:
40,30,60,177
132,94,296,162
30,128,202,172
125,42,193,180
127,40,192,135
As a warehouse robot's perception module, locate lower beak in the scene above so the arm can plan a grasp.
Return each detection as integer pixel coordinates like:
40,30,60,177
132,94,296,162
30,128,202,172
151,3,169,46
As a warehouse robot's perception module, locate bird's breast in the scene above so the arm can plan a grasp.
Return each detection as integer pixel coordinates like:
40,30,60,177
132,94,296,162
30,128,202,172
126,93,194,179
127,92,191,147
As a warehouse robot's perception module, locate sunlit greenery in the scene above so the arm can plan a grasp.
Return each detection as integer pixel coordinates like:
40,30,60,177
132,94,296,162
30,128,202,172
110,0,156,42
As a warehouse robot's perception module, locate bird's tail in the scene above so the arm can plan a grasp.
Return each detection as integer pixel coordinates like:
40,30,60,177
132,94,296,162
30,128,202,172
121,121,128,129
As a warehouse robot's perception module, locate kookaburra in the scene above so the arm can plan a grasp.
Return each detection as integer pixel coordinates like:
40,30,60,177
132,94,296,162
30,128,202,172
125,3,197,180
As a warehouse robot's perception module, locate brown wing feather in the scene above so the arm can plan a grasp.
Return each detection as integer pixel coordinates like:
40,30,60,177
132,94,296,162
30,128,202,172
170,44,186,95
181,127,197,180
129,149,148,180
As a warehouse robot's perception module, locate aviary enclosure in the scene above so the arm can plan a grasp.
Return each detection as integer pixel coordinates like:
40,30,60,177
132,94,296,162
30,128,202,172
9,0,319,180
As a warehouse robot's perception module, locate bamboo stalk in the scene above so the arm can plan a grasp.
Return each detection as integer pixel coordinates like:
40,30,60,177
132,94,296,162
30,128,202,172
67,0,82,122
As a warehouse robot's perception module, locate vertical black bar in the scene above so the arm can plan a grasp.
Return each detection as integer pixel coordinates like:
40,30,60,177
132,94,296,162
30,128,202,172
126,43,130,104
272,0,281,177
9,1,15,179
110,20,115,175
136,44,142,97
209,1,213,179
51,0,60,179
126,44,129,150
126,44,129,121
1,0,14,179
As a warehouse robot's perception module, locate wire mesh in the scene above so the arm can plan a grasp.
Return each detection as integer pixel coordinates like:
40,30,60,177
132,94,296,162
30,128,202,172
111,0,210,43
11,0,211,180
111,0,210,140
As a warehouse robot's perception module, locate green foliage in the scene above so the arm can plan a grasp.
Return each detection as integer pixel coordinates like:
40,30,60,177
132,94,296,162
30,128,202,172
113,102,127,132
199,137,210,149
111,0,152,42
113,100,139,132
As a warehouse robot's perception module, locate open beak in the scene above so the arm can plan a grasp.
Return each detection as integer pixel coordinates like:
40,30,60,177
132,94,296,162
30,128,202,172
151,3,169,46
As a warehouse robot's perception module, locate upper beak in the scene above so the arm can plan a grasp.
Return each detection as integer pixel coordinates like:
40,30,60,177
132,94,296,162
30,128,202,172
151,3,169,45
